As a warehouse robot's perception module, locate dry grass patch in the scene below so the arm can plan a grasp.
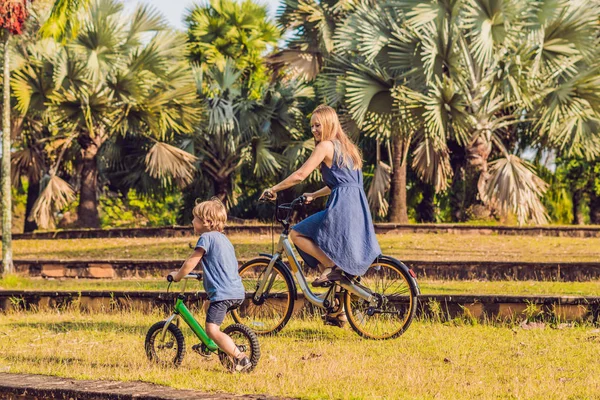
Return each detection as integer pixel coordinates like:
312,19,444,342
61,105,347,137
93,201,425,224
0,310,599,399
7,233,600,262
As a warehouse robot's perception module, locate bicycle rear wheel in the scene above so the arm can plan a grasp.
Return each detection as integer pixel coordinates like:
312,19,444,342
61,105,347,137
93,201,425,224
344,258,418,340
231,258,295,335
218,323,261,373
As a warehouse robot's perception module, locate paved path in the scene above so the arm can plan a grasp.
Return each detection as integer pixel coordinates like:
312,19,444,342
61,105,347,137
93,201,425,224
0,373,294,400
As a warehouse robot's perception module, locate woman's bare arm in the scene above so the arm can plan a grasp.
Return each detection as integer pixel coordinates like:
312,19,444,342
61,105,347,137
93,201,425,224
269,141,334,193
312,186,331,198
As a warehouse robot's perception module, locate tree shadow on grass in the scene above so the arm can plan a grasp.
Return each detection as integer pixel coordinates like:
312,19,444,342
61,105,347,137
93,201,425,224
277,325,351,341
4,353,141,370
4,320,147,334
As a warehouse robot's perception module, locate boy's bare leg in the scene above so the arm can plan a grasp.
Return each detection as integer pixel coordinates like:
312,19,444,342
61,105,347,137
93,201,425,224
206,323,246,359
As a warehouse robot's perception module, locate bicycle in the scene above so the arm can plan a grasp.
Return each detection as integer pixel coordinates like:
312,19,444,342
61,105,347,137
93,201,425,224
231,195,421,340
145,272,260,372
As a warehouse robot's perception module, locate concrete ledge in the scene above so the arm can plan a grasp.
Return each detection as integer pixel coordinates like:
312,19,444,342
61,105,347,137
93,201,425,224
12,258,600,281
0,373,291,399
7,223,600,240
1,290,598,322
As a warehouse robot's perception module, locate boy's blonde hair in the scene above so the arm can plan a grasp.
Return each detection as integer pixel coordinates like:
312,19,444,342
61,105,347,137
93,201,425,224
193,197,227,232
311,105,363,169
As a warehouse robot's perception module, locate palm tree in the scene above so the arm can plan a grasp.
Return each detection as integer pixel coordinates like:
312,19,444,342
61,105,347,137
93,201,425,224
13,0,202,229
185,0,280,97
322,0,600,225
270,0,358,81
39,0,89,40
0,0,33,275
10,9,56,232
190,59,304,206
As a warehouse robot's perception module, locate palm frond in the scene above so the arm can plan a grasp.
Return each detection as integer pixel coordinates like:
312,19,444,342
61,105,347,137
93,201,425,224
30,174,76,229
484,155,549,225
411,138,452,192
40,0,90,41
367,160,391,218
535,68,600,159
145,142,198,187
268,49,322,81
344,63,393,127
11,147,45,185
283,138,315,171
251,138,286,178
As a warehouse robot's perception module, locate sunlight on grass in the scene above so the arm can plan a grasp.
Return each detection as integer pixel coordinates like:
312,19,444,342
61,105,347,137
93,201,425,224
2,276,600,296
0,310,599,399
7,233,600,262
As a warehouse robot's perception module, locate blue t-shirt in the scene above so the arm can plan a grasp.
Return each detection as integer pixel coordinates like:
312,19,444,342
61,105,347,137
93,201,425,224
195,231,245,302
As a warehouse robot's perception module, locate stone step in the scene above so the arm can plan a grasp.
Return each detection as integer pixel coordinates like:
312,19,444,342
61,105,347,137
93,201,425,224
0,372,292,400
11,258,600,281
1,290,597,322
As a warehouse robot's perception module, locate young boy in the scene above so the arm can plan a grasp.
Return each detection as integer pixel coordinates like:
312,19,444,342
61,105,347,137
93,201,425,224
168,197,251,372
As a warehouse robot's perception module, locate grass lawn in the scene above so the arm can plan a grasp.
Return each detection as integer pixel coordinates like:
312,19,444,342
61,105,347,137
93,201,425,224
1,275,600,296
7,232,600,262
0,310,598,399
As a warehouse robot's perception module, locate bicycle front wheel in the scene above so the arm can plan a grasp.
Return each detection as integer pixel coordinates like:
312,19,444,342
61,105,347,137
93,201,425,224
231,257,295,335
344,258,418,340
145,321,186,366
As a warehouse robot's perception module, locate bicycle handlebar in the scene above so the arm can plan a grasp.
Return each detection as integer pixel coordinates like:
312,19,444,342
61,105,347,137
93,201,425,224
166,272,203,282
276,195,306,225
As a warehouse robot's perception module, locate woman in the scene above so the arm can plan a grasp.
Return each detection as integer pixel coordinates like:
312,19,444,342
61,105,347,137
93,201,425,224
260,105,381,291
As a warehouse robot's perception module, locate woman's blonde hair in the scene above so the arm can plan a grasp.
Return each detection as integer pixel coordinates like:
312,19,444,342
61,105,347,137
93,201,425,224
192,197,227,232
311,105,362,169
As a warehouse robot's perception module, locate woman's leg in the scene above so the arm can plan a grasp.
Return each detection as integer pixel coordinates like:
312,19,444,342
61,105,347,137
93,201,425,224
289,230,335,271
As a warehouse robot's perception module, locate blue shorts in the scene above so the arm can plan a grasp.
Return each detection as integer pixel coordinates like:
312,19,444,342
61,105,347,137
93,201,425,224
206,299,243,325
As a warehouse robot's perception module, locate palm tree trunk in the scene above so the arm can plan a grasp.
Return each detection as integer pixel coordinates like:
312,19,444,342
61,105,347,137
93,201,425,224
214,177,229,204
572,189,585,225
24,178,39,232
388,134,408,223
416,182,435,222
77,134,100,228
1,31,13,275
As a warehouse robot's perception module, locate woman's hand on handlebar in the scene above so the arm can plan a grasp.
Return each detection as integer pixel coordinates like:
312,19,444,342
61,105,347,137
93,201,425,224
167,271,180,282
302,193,315,204
259,187,276,202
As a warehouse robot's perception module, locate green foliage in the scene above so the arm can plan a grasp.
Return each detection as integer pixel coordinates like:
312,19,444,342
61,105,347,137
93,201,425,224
185,0,280,98
12,0,201,229
536,154,600,225
98,190,181,228
315,0,600,225
539,163,574,224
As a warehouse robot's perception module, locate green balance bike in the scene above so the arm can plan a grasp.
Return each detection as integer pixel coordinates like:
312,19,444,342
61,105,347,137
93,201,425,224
145,273,260,372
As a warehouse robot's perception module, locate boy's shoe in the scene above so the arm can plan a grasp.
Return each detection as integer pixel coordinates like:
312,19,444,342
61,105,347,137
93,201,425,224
234,356,252,372
192,343,212,359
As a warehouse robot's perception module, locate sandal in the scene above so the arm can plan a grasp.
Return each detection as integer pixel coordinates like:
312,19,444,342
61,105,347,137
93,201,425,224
311,267,333,287
324,311,347,328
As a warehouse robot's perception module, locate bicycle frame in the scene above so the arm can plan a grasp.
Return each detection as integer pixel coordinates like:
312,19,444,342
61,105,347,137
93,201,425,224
160,277,219,352
253,232,377,308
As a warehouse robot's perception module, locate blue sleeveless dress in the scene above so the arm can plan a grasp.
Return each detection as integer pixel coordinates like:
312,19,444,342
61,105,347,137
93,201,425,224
292,142,381,276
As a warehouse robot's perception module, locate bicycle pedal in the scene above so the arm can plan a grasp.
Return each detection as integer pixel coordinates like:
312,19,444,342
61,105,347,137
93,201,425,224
192,343,213,359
